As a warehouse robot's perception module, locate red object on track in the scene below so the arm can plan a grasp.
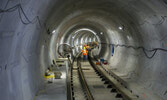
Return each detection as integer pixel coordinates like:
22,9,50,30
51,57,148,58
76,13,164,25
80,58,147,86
96,62,100,65
103,60,108,65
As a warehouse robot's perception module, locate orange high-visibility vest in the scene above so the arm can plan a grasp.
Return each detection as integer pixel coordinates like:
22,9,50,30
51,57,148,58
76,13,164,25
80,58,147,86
82,49,87,55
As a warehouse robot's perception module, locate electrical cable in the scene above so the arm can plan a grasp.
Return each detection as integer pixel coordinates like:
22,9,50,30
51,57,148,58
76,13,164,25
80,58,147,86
100,43,167,59
137,16,167,26
37,16,42,27
0,4,42,28
0,4,19,13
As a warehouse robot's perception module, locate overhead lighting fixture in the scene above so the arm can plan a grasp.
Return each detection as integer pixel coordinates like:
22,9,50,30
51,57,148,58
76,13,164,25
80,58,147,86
118,25,124,30
52,30,56,33
118,26,123,30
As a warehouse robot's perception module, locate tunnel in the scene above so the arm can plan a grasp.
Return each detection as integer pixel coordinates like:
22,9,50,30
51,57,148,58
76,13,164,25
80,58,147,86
0,0,167,100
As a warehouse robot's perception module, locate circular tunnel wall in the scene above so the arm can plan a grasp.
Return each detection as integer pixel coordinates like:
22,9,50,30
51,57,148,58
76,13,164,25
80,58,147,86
0,0,167,100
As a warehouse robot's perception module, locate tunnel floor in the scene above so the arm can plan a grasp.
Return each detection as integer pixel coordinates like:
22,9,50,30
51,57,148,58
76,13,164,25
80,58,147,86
33,56,163,100
35,66,67,100
35,79,66,100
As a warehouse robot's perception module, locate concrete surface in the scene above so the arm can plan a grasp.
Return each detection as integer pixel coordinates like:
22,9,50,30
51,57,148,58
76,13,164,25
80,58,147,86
81,61,122,100
35,60,68,100
35,79,66,100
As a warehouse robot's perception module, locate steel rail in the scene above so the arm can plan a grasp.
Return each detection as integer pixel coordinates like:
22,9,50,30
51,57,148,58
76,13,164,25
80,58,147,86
77,56,94,100
67,52,82,100
67,65,73,100
88,52,139,100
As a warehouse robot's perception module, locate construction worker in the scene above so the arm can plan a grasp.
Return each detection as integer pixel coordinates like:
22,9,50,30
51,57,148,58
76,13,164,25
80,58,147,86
82,47,88,60
84,44,87,48
86,45,90,51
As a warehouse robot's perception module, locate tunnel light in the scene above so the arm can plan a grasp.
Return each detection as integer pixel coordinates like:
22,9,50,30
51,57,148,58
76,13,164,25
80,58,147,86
118,25,125,30
52,30,56,33
100,32,103,35
118,26,123,30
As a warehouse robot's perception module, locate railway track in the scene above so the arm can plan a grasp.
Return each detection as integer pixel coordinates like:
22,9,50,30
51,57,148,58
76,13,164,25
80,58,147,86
67,52,139,100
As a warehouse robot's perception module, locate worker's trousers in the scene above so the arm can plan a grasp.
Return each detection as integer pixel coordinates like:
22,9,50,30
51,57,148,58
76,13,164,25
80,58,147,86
83,55,87,60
